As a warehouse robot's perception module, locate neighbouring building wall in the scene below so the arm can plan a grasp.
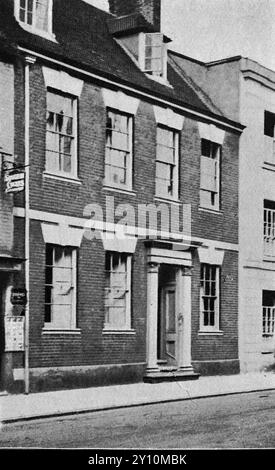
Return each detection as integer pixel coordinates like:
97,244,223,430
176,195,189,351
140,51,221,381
239,68,275,372
170,54,241,122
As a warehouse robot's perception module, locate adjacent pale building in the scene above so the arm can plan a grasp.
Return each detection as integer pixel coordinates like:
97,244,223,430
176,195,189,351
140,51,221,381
174,54,275,371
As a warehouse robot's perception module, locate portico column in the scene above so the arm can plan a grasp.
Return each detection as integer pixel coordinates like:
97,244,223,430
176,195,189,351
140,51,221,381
177,266,194,372
146,262,160,373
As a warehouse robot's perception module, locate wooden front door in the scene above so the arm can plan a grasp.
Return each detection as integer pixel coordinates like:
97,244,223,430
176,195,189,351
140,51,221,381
162,284,177,366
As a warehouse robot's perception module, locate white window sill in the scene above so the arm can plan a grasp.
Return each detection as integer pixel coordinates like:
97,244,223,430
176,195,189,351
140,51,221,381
154,196,181,205
42,328,81,335
103,185,136,196
199,207,223,215
145,73,173,88
16,21,57,42
43,172,82,185
103,329,136,335
198,330,224,336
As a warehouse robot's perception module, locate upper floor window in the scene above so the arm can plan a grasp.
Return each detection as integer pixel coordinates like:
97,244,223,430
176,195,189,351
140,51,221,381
262,290,275,337
105,110,133,190
104,252,132,331
15,0,55,39
44,244,77,330
200,139,221,211
263,200,275,258
200,264,220,331
45,90,78,178
264,111,275,163
155,126,179,200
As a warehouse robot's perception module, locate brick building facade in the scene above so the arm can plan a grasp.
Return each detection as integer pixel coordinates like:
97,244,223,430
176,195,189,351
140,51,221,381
0,0,243,393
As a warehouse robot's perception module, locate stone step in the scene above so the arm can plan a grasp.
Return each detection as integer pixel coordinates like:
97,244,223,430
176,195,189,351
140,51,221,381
144,370,200,384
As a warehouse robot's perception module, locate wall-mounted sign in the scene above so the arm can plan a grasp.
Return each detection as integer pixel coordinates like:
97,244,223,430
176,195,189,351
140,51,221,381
4,170,25,194
11,288,27,305
5,316,25,352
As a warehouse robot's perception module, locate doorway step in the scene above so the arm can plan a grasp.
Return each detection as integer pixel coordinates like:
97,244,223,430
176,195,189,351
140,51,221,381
143,368,199,383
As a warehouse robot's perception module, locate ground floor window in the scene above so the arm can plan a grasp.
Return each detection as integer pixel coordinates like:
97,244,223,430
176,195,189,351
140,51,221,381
44,244,76,329
200,264,220,331
104,252,132,330
262,290,275,337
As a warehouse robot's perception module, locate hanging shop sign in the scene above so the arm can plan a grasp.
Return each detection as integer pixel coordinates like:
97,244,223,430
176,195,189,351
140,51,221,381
4,170,25,194
5,316,25,352
10,288,28,306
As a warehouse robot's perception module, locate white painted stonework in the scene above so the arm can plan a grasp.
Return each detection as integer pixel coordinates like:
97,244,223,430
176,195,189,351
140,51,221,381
41,222,84,247
101,88,140,115
42,66,84,96
239,61,275,372
153,105,184,130
198,122,225,144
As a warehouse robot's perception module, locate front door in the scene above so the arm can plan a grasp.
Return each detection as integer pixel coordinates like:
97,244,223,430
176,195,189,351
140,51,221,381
162,284,177,366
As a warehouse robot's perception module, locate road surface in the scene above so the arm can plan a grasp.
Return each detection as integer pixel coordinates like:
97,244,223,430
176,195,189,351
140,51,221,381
0,391,274,448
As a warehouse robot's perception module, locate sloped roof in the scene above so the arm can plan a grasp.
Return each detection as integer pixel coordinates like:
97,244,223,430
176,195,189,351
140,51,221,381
0,0,242,128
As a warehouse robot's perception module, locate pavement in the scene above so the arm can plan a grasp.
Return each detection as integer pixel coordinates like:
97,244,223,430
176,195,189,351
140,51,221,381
0,371,275,424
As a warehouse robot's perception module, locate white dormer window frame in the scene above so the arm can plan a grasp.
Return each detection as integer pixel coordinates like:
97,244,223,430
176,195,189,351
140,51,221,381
139,32,168,82
14,0,56,41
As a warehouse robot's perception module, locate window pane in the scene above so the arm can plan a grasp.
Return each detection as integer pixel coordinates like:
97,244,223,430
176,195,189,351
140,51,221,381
63,155,72,173
35,0,49,31
27,0,34,25
201,264,218,329
157,144,174,164
44,246,75,328
51,303,72,329
151,58,162,73
45,266,52,285
201,139,211,157
45,304,51,323
105,112,131,188
105,253,130,328
45,285,52,304
46,92,76,176
200,156,216,192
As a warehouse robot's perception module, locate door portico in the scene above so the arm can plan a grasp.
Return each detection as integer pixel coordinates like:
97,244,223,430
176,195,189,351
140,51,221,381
144,244,198,382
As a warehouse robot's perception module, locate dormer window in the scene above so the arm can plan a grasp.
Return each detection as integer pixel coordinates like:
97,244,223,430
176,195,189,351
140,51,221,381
15,0,55,40
144,33,164,76
141,33,167,80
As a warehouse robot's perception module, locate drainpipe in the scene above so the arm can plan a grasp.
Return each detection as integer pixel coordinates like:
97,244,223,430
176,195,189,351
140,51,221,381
24,55,36,395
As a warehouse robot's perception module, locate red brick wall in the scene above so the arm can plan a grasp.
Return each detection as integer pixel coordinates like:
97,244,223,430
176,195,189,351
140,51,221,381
11,60,239,383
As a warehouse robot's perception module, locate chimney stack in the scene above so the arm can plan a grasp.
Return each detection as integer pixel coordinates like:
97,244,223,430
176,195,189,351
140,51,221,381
108,0,161,32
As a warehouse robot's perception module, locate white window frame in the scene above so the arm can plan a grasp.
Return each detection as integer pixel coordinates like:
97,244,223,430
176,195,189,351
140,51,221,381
44,244,77,330
264,200,275,258
104,252,132,331
155,125,180,200
200,139,221,211
262,291,275,337
14,0,55,40
45,89,78,179
200,264,220,332
139,33,167,80
105,109,133,191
